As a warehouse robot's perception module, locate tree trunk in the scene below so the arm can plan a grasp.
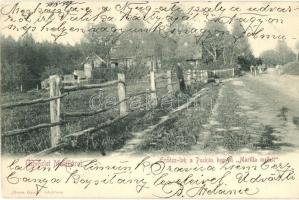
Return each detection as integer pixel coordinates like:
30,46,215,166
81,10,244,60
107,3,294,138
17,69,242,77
213,49,217,62
176,64,187,94
203,45,217,63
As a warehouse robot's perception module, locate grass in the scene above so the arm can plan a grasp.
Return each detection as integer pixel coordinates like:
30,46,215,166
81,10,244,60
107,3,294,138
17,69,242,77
1,75,200,155
203,86,263,151
64,81,206,155
136,83,219,152
202,84,293,152
1,90,51,154
1,80,147,155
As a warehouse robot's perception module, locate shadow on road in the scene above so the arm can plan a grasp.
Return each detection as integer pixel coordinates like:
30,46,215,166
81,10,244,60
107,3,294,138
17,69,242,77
254,125,294,150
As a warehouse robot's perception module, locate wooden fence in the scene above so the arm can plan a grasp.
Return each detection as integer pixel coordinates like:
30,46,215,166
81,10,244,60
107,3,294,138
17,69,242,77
209,68,235,79
184,68,235,84
1,68,177,155
1,67,235,156
185,69,209,86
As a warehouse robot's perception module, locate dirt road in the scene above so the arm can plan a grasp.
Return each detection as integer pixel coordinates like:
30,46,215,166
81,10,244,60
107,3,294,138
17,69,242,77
194,72,299,153
114,71,299,155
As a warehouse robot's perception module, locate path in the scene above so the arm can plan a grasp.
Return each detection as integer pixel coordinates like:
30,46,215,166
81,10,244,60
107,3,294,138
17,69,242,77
108,71,299,155
110,88,209,156
193,72,299,153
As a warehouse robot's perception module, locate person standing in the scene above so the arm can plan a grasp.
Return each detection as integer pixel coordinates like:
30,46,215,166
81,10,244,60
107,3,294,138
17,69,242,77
250,65,254,76
176,62,188,94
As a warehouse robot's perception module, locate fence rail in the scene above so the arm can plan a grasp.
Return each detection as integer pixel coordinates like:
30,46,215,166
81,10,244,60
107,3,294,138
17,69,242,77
64,114,128,140
32,143,68,157
208,68,235,78
62,98,128,118
1,94,67,109
2,66,235,156
2,121,63,137
127,91,148,98
63,80,118,92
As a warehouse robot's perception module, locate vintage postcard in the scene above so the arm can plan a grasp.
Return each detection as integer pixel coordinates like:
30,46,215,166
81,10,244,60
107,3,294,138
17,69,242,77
1,0,299,199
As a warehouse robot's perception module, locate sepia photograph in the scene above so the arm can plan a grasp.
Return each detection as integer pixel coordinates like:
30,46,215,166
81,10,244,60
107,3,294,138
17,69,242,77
1,0,299,198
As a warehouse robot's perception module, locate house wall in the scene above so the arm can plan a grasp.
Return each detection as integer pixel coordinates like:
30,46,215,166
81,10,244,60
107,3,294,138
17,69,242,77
41,79,49,89
84,63,92,78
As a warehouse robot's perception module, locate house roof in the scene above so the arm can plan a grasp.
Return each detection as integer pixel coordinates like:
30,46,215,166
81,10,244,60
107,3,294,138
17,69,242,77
110,57,134,61
85,54,106,64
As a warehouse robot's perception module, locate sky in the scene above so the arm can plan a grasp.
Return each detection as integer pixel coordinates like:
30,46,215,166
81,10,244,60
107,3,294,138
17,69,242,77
1,0,299,56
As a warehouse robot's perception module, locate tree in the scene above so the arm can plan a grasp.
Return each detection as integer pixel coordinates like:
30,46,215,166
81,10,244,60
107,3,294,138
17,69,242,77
81,22,120,66
260,40,295,66
17,34,41,88
175,35,198,60
1,34,84,92
162,7,197,93
117,20,147,58
260,50,280,66
231,20,255,70
295,40,299,61
198,20,234,68
113,20,156,61
275,40,296,64
231,21,252,56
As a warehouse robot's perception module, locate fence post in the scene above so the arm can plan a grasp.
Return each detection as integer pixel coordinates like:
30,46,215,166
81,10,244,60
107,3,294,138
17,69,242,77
150,70,158,107
204,70,208,83
187,69,192,86
167,70,173,94
232,68,235,77
118,73,127,116
151,57,156,72
49,75,61,147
